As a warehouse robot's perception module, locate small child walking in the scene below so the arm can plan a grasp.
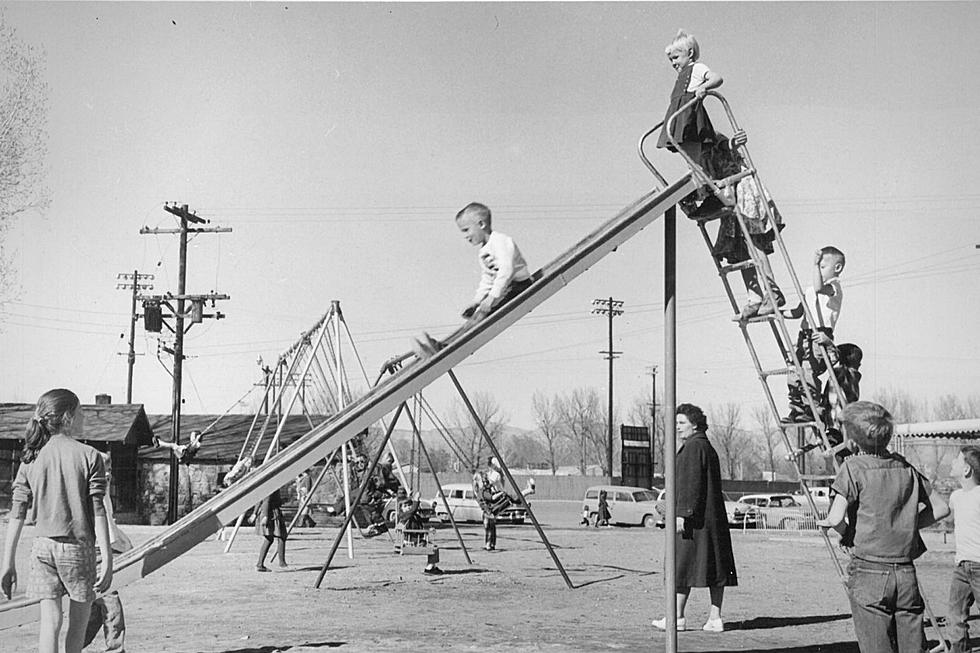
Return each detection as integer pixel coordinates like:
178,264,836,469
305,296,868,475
782,246,846,425
595,490,612,528
817,401,949,653
946,446,980,653
1,389,113,653
255,488,288,572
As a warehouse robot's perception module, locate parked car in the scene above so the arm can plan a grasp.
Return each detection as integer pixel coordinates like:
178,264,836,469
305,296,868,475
582,485,661,527
652,490,757,529
723,492,758,528
430,483,527,524
737,493,820,530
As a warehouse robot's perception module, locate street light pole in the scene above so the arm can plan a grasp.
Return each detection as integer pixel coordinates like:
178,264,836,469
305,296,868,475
592,297,623,481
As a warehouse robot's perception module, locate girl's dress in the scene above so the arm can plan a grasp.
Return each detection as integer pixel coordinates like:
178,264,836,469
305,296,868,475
656,62,716,152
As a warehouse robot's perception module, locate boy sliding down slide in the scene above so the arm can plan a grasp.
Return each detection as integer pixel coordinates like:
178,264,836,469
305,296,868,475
412,202,532,358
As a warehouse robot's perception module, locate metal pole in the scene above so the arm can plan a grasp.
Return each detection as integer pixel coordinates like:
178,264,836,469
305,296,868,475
167,210,189,525
126,269,138,403
447,370,574,590
607,297,614,481
314,403,406,587
333,305,353,559
650,365,657,484
664,206,678,652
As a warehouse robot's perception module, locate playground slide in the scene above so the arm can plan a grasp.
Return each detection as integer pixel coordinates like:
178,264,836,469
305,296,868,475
0,173,695,629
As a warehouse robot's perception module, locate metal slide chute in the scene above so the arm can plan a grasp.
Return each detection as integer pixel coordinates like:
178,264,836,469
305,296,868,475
0,173,694,629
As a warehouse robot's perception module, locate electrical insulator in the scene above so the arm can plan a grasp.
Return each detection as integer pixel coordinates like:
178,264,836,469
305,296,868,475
143,302,163,332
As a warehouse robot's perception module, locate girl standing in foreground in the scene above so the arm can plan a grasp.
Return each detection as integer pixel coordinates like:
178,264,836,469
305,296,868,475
656,29,723,170
1,389,113,653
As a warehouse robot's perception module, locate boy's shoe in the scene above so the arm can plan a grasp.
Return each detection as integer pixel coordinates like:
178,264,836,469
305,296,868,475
781,410,816,425
423,565,443,575
256,565,270,573
733,302,762,322
702,618,724,632
688,195,730,221
651,617,686,631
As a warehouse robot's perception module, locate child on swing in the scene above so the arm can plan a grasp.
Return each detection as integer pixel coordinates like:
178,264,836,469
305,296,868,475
1,389,113,653
656,29,724,215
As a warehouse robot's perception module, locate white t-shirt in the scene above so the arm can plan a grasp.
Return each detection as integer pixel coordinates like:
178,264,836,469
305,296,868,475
803,278,843,331
686,62,712,92
951,486,980,563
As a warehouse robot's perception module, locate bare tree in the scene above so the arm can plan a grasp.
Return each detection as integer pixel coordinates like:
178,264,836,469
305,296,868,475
752,405,782,481
450,392,508,471
0,13,49,305
532,391,564,475
555,387,606,475
932,394,980,421
708,402,749,480
871,386,926,424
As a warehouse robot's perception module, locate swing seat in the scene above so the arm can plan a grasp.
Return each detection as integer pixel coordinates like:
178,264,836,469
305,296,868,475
393,524,435,555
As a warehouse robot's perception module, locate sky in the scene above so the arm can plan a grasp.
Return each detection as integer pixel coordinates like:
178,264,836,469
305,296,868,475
1,2,978,432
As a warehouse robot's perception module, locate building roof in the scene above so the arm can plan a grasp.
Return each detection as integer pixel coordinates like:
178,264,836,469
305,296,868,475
140,413,330,464
0,403,155,447
894,418,980,439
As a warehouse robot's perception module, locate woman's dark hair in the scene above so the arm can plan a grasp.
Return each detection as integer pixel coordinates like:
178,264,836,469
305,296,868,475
22,388,80,463
676,403,708,432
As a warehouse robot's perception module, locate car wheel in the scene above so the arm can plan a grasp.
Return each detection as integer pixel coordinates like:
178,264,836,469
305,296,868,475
642,514,658,528
780,517,800,531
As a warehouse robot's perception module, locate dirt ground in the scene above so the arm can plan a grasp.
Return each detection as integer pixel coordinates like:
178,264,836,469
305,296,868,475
0,501,965,652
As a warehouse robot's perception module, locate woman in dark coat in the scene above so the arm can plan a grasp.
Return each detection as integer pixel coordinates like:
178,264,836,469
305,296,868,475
653,403,737,633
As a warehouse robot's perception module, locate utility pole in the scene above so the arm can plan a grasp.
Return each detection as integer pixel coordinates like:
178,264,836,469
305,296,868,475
116,270,154,403
648,365,658,477
592,297,623,482
140,203,232,525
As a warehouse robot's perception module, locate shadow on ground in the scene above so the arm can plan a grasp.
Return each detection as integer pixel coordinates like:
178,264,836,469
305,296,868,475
206,642,345,653
724,614,851,631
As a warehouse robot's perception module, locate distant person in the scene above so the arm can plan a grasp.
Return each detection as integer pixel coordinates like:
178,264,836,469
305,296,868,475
817,401,948,653
656,29,723,215
152,430,204,464
652,403,736,633
946,446,980,653
781,247,846,426
397,491,441,575
414,202,532,356
595,490,611,528
255,488,288,572
294,471,316,528
1,389,113,653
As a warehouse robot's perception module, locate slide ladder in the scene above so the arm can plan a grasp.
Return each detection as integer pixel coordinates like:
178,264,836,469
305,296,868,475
1,172,696,630
639,91,949,649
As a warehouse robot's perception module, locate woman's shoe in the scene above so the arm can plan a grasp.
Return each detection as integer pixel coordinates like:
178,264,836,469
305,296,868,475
651,617,686,631
702,618,724,632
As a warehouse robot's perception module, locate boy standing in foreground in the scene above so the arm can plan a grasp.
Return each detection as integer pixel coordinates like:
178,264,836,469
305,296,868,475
947,446,980,653
818,401,949,653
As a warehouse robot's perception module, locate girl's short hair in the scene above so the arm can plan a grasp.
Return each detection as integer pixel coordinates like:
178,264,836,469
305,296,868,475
676,403,708,432
665,29,700,61
961,446,980,478
841,401,893,454
22,388,80,463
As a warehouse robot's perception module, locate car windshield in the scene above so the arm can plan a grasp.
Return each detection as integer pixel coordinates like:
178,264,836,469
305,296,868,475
632,490,658,502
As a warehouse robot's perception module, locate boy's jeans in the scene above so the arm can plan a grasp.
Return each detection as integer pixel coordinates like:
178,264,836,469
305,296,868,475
948,560,980,653
845,558,923,653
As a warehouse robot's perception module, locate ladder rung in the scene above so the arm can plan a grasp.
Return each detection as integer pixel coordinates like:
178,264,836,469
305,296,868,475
695,208,734,224
799,474,836,482
745,313,779,324
759,367,792,378
719,260,756,274
780,419,819,429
